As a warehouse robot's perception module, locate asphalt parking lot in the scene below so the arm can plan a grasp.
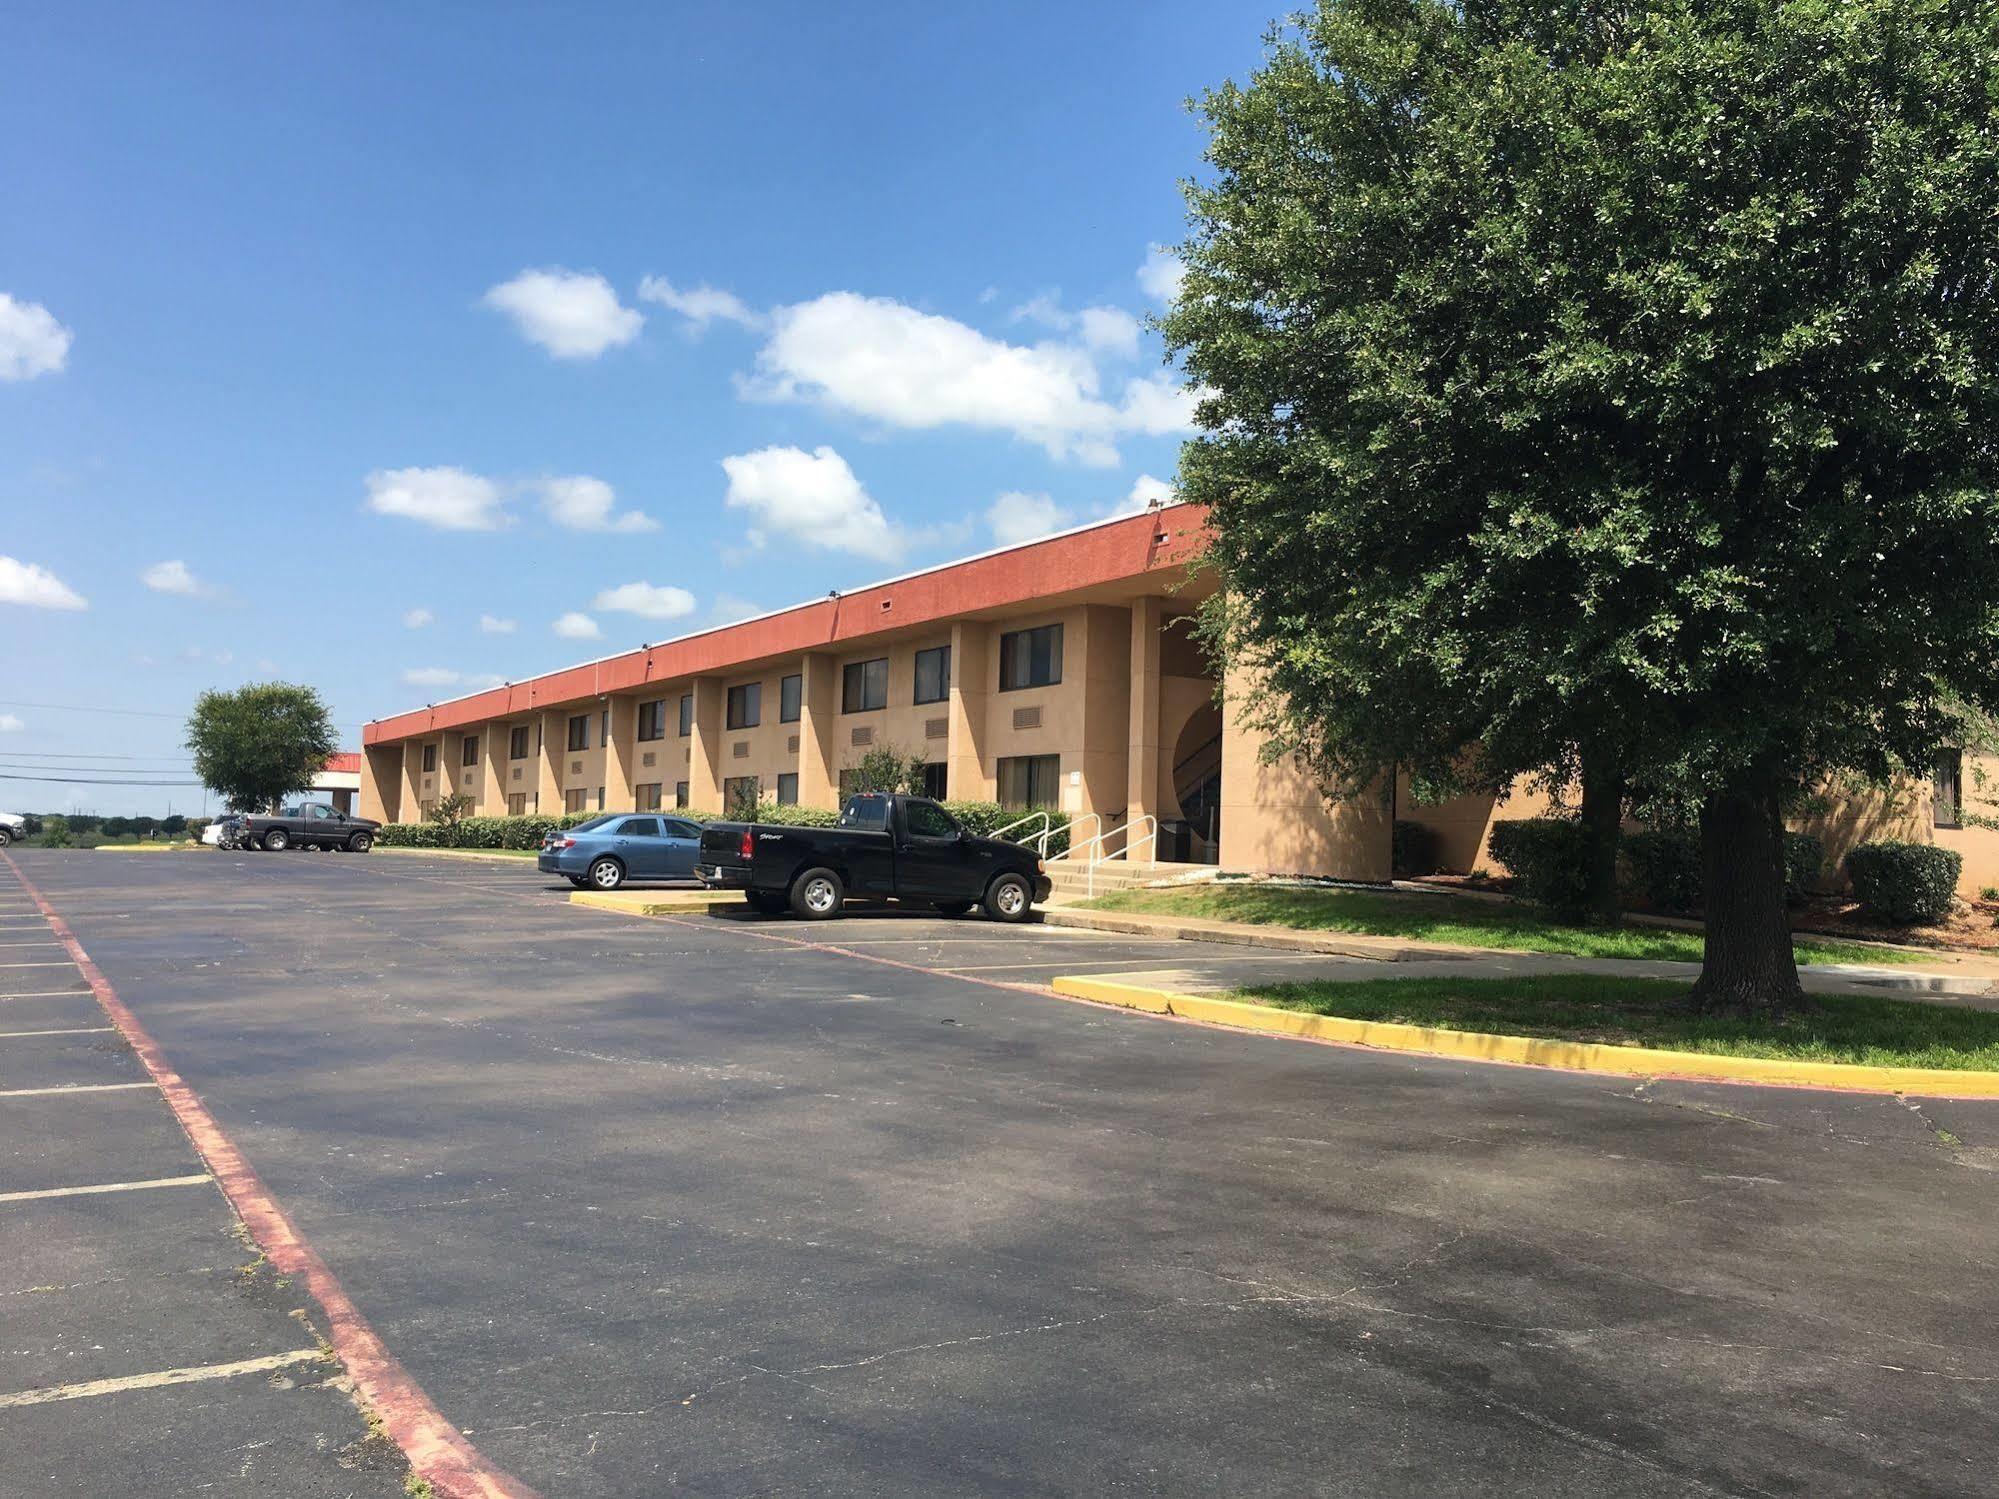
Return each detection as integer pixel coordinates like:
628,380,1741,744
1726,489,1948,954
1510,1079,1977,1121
4,847,1997,1497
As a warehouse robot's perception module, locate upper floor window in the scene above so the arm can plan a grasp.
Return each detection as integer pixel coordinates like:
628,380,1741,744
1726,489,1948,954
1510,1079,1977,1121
780,674,802,723
913,644,951,705
421,744,438,772
678,694,693,737
509,725,530,760
637,699,667,742
727,681,762,730
998,623,1063,691
461,735,479,767
843,657,888,713
567,714,589,752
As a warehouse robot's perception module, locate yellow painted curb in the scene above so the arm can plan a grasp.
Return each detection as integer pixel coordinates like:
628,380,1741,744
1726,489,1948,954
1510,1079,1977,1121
374,846,539,863
1048,976,1999,1099
569,889,742,916
90,843,187,852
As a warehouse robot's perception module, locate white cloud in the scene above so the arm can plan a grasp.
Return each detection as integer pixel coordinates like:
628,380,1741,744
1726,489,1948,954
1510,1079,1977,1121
593,582,696,620
364,467,507,531
538,475,657,534
479,613,516,634
482,268,642,359
1122,473,1177,510
1138,245,1185,302
720,444,903,561
748,292,1192,465
1077,306,1142,360
0,713,23,732
141,559,213,597
0,294,72,381
553,611,601,640
1118,373,1200,435
1009,292,1069,330
402,607,434,629
637,276,764,331
401,667,505,691
987,491,1073,547
706,594,762,626
0,556,87,610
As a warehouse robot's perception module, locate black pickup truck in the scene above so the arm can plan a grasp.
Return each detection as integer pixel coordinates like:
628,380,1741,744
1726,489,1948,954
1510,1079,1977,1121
696,793,1052,922
238,801,380,852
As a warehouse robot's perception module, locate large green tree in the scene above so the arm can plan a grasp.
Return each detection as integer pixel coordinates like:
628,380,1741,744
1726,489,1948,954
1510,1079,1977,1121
1165,0,1999,1010
186,682,338,814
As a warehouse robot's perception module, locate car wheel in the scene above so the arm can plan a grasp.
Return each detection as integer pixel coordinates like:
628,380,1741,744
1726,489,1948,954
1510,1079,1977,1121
984,873,1033,923
262,829,289,851
348,832,374,853
746,890,788,916
790,867,845,920
587,857,625,890
933,901,973,917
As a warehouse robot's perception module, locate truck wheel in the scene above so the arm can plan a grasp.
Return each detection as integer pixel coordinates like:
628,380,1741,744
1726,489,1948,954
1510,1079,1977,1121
262,828,290,851
348,832,374,853
0,828,11,847
746,890,788,916
983,873,1033,923
933,901,973,917
790,867,845,920
587,857,626,890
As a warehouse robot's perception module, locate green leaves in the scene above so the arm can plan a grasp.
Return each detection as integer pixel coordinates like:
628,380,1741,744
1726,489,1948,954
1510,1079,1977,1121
185,683,338,815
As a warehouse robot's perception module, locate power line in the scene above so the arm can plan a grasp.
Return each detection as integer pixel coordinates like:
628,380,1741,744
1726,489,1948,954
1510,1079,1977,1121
0,750,195,762
0,772,206,786
0,700,185,720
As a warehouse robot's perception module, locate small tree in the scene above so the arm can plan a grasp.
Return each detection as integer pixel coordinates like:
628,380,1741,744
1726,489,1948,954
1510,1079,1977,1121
161,814,188,837
132,815,159,840
726,779,763,821
41,816,73,849
425,792,474,827
849,745,925,797
186,682,338,815
102,816,132,839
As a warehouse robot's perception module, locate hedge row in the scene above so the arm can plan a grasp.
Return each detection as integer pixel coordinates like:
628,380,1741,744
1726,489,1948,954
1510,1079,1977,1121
1486,818,1600,920
374,800,1070,856
1622,827,1824,912
1844,841,1962,925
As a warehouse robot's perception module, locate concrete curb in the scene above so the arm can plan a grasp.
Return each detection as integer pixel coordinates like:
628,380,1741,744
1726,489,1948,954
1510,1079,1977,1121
373,847,539,863
1048,975,1999,1099
569,889,743,916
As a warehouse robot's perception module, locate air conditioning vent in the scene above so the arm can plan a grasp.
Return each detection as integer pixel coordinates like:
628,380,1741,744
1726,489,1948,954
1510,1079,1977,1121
641,751,656,768
1012,706,1042,731
511,768,522,782
851,725,873,747
421,776,433,790
733,741,750,759
570,760,582,774
787,734,800,754
925,717,948,740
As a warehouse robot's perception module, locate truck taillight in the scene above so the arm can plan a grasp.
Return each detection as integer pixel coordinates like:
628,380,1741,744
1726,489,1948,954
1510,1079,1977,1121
738,829,754,860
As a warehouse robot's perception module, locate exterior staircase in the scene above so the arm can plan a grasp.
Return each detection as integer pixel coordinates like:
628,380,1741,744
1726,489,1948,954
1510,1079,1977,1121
1041,859,1217,904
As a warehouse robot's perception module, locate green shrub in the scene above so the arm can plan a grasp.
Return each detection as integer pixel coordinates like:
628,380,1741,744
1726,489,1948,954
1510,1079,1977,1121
1486,818,1597,920
1392,819,1441,877
41,816,73,849
1844,841,1962,925
1784,831,1825,901
1625,826,1825,911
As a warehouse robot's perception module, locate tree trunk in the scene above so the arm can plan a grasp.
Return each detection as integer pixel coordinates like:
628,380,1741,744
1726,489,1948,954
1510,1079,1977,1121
1690,770,1803,1014
1578,756,1626,926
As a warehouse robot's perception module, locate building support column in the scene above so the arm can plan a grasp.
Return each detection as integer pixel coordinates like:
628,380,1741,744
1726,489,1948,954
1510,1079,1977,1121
401,742,424,820
537,711,564,815
796,654,838,809
687,677,725,812
945,621,994,803
439,731,466,806
361,746,401,823
603,697,637,812
480,725,508,814
1127,595,1163,833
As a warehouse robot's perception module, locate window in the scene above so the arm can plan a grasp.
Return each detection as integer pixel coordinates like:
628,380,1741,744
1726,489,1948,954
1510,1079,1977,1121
1935,749,1963,829
461,736,479,767
843,657,888,712
507,792,526,816
564,788,590,813
727,681,762,729
418,798,436,818
840,794,891,831
780,673,802,723
905,800,959,839
838,768,861,799
421,744,438,772
613,817,660,837
663,819,699,839
636,782,662,811
637,699,666,742
674,781,689,809
998,623,1063,691
567,714,589,752
678,694,693,736
510,725,530,760
723,775,761,815
921,762,948,800
775,772,799,805
601,709,609,745
914,645,951,705
997,753,1061,809
597,786,605,810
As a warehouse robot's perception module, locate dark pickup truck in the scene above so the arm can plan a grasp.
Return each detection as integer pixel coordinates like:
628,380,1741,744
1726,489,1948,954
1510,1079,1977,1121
696,793,1052,922
239,801,380,853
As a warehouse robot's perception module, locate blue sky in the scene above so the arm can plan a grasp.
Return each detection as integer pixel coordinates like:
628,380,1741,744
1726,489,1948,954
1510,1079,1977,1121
1,1,1266,815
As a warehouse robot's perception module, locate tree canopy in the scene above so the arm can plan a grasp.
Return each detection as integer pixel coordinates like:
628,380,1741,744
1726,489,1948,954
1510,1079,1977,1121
1164,0,1999,1007
185,682,338,814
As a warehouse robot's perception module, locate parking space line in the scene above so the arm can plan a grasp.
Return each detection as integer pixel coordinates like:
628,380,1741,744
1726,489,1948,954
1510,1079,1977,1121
0,991,93,1001
0,1348,326,1409
0,961,78,969
0,1174,212,1204
0,1025,114,1038
0,1082,156,1098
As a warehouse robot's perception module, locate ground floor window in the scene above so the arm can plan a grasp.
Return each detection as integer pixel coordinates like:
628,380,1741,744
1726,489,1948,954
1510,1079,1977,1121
596,786,605,810
675,781,689,809
921,762,948,800
838,768,860,800
564,788,590,814
507,793,526,815
775,772,799,805
636,782,662,811
724,775,761,817
417,798,436,819
997,754,1060,810
1935,749,1963,828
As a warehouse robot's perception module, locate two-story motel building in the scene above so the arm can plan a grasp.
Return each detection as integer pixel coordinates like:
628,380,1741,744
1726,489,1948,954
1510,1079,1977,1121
359,502,1389,879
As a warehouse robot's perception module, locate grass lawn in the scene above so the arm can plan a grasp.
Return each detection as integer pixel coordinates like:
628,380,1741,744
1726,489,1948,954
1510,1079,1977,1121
1082,885,1926,967
1237,975,1999,1070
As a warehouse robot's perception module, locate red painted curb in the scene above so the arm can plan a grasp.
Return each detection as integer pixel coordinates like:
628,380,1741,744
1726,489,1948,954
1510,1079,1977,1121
2,853,538,1499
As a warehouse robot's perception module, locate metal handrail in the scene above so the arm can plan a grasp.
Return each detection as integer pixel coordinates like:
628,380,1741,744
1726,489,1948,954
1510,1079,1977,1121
1065,815,1158,897
992,810,1051,848
1042,812,1102,863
